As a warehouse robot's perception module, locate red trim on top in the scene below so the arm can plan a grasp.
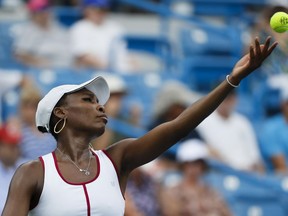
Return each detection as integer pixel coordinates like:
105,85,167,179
83,185,91,216
52,150,100,185
39,156,45,171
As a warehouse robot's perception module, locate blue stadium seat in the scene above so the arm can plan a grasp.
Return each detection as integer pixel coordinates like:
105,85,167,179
177,21,246,93
178,55,238,92
205,160,288,216
0,21,25,69
122,35,177,74
26,68,102,95
179,23,243,58
53,6,82,27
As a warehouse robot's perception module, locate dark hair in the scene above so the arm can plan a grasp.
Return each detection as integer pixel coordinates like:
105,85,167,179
181,159,210,172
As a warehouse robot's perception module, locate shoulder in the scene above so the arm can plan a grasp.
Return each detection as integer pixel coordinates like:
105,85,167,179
3,159,44,213
13,159,43,185
103,20,125,34
104,138,136,166
8,159,44,202
105,138,136,155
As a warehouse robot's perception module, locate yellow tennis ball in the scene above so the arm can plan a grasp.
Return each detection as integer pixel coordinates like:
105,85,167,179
270,11,288,33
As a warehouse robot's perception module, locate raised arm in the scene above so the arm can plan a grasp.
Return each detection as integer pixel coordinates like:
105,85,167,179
110,36,277,172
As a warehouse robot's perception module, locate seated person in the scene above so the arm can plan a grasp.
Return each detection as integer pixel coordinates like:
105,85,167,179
160,139,232,216
259,85,288,174
197,89,264,172
69,0,132,72
12,0,72,68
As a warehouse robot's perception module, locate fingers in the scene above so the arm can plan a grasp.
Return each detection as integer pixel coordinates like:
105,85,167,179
262,36,271,53
267,41,278,56
255,37,261,56
250,36,278,58
249,43,255,60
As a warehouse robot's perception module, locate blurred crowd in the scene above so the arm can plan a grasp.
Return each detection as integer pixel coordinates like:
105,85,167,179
1,0,288,215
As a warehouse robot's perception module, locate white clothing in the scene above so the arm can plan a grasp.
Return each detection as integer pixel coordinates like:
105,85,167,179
12,20,72,68
69,19,130,73
197,111,261,171
0,70,22,125
29,150,125,216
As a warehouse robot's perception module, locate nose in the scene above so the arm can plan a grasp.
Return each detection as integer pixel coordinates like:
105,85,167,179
97,104,105,113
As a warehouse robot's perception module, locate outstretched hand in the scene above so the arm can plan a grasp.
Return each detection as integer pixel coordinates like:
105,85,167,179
231,36,278,82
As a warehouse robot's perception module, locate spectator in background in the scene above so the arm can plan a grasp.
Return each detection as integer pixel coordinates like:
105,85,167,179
259,84,288,174
124,192,145,216
12,0,72,68
125,167,162,216
146,80,203,185
0,71,24,125
0,122,26,213
69,0,132,73
18,82,56,160
197,89,264,172
160,140,232,216
150,80,203,143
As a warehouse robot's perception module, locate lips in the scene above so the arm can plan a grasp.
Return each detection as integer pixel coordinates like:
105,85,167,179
99,115,108,123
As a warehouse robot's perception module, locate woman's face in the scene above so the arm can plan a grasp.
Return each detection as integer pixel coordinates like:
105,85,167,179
182,160,207,179
59,88,108,137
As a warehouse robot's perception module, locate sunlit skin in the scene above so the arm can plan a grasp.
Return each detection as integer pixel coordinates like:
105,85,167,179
2,37,278,215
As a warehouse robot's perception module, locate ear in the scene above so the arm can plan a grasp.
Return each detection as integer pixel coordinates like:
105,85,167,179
53,106,67,119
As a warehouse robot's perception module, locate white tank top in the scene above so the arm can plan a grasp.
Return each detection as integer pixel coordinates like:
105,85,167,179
29,150,125,216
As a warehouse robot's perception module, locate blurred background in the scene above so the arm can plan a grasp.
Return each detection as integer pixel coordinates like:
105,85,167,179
1,0,288,215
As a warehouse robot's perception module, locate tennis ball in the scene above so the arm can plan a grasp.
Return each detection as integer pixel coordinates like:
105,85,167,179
270,11,288,33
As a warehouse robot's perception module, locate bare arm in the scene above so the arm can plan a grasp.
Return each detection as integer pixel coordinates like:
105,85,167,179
75,54,107,69
2,160,43,216
15,53,49,68
108,37,277,174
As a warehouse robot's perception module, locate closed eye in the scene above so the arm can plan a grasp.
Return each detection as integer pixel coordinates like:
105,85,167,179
82,97,99,104
83,97,94,102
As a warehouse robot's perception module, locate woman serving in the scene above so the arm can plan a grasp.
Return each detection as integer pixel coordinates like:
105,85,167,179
2,37,277,216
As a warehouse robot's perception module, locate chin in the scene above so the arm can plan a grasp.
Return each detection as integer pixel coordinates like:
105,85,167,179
91,127,105,139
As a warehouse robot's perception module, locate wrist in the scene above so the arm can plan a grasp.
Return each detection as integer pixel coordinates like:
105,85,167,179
226,75,240,88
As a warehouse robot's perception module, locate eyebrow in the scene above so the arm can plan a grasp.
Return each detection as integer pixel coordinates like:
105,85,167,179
81,92,95,97
80,91,99,101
